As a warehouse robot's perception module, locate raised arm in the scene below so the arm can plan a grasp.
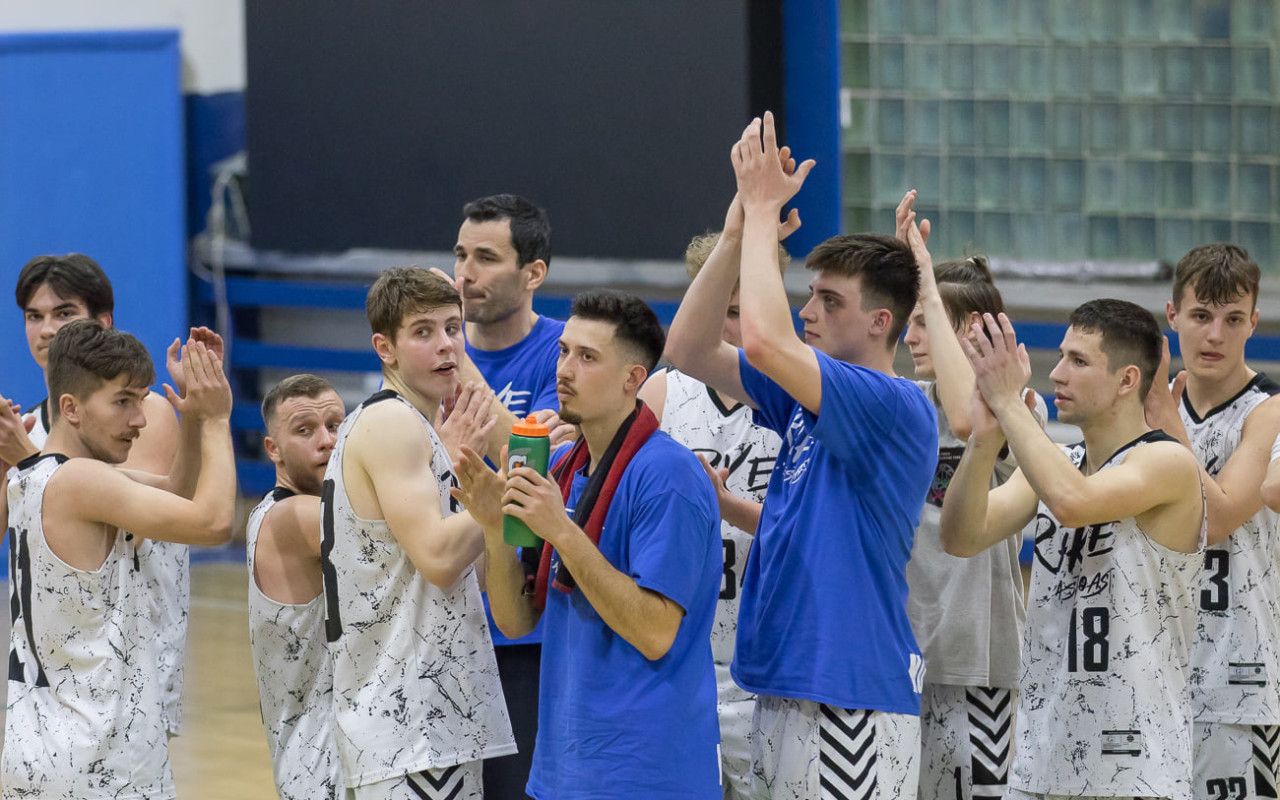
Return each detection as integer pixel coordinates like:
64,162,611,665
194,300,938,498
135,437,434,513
65,340,235,545
940,388,1040,557
0,395,38,468
898,192,976,439
351,401,485,588
664,196,754,405
1260,431,1280,512
732,113,823,414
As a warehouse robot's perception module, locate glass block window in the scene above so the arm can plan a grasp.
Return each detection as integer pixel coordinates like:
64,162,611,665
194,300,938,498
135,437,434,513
838,0,1280,271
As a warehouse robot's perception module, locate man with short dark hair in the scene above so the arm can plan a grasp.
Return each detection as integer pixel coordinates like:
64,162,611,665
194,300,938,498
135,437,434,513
941,300,1204,800
1143,243,1280,799
3,252,191,739
1,319,235,798
455,288,723,799
248,374,347,800
666,113,937,798
453,193,569,797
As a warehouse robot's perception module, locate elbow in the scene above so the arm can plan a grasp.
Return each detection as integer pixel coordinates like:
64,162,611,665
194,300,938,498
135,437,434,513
1262,479,1280,516
938,523,980,558
949,421,974,442
741,331,784,373
663,332,694,373
635,627,677,661
1044,495,1090,530
421,561,468,590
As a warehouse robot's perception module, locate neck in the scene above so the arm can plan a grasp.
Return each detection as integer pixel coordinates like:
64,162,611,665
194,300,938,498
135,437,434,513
579,403,639,476
711,386,744,410
380,372,444,426
849,341,899,377
466,305,537,352
1078,403,1151,476
42,424,92,460
273,471,313,497
1184,363,1256,415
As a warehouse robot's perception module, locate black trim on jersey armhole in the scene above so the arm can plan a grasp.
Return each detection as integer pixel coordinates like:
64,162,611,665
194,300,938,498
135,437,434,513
14,452,67,471
705,383,744,418
319,478,343,643
1098,429,1179,469
1181,373,1276,424
270,486,297,503
360,389,400,409
37,398,50,434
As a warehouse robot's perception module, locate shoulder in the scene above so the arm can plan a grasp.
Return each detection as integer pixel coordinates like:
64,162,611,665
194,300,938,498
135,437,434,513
1242,392,1280,433
261,493,321,540
143,390,177,421
347,400,430,461
626,434,715,505
531,315,566,350
1129,438,1201,479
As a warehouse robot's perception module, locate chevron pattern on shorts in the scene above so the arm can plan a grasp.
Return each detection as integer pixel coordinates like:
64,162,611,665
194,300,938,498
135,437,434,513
966,686,1013,796
819,706,877,800
406,764,464,800
1254,725,1280,800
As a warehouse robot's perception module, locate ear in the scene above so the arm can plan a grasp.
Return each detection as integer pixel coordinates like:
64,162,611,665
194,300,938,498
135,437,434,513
263,434,283,466
57,393,81,425
623,364,649,396
523,259,548,292
961,311,982,335
1250,306,1259,334
96,311,114,329
869,308,894,338
1117,364,1143,398
372,332,396,367
1165,300,1178,329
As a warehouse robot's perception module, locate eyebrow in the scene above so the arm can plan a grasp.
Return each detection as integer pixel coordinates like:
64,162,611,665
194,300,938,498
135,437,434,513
26,302,81,314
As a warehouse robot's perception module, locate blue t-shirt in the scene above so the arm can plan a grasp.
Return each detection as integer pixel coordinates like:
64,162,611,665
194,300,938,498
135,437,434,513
466,314,564,418
732,348,937,714
467,314,564,646
527,433,722,800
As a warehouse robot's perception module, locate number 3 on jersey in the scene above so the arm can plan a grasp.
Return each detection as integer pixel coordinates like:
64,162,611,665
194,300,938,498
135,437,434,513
1201,549,1230,612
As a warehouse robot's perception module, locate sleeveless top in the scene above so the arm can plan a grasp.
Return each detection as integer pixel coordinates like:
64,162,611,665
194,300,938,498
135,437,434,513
1180,374,1280,724
320,390,514,786
1013,431,1202,800
26,397,189,735
4,453,173,799
248,487,341,799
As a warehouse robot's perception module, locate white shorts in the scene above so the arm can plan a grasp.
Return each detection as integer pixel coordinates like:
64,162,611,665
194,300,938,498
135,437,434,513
1006,791,1165,800
1192,722,1279,800
917,684,1015,800
344,762,481,800
718,662,756,800
751,694,919,800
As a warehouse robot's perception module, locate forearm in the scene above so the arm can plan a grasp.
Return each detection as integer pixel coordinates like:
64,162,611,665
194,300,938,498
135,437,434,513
166,412,203,499
481,526,541,638
738,207,794,357
187,419,236,544
939,440,1002,556
997,401,1088,524
1262,457,1280,514
666,234,741,371
721,495,762,535
551,518,680,660
0,430,38,467
922,292,975,438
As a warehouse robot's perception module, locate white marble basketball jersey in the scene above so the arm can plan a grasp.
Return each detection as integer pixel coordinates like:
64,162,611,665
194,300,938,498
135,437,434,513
248,488,341,800
1013,432,1202,800
3,453,173,799
320,390,514,787
1181,375,1280,725
659,370,779,667
25,396,190,736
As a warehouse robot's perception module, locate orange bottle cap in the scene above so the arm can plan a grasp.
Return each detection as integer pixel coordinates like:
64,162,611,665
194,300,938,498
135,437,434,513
511,414,550,437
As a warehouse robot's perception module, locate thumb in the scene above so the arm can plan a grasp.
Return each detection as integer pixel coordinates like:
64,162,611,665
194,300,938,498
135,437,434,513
794,159,817,183
24,416,36,434
162,384,181,409
1172,370,1189,403
919,217,931,244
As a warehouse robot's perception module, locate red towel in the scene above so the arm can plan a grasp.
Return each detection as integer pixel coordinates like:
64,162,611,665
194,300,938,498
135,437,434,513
531,401,659,610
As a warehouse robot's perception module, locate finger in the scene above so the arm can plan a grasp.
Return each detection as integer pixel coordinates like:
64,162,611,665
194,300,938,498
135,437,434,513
1172,370,1189,403
477,414,497,438
162,384,182,409
23,416,35,434
1159,336,1172,376
895,189,915,225
165,337,181,366
982,314,1006,356
998,312,1019,352
919,218,930,243
959,335,979,364
762,110,778,153
793,159,816,184
1024,388,1040,413
499,444,510,480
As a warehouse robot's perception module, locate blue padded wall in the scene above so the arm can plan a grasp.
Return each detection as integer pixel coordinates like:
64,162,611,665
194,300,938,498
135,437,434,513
0,30,186,408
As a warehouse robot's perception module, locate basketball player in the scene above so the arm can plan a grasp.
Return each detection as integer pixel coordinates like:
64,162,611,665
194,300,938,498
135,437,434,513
895,191,1043,800
666,113,936,798
941,301,1204,800
452,193,568,798
321,267,513,800
248,374,346,800
7,253,190,737
1142,243,1280,799
453,288,722,799
638,224,789,799
1,320,234,798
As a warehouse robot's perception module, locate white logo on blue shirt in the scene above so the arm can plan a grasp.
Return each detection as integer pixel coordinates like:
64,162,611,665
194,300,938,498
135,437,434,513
496,382,533,414
782,412,815,485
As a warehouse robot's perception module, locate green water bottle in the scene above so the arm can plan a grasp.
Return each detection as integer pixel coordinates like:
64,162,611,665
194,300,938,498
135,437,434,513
503,415,551,547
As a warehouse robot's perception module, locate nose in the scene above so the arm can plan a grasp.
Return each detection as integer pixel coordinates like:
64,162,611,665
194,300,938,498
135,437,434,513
904,321,921,346
40,315,58,339
1205,317,1225,343
798,296,818,323
1048,357,1066,384
317,426,337,452
132,407,148,431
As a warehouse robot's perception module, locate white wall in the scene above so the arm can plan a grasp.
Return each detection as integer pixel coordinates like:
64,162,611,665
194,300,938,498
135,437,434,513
0,0,244,94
